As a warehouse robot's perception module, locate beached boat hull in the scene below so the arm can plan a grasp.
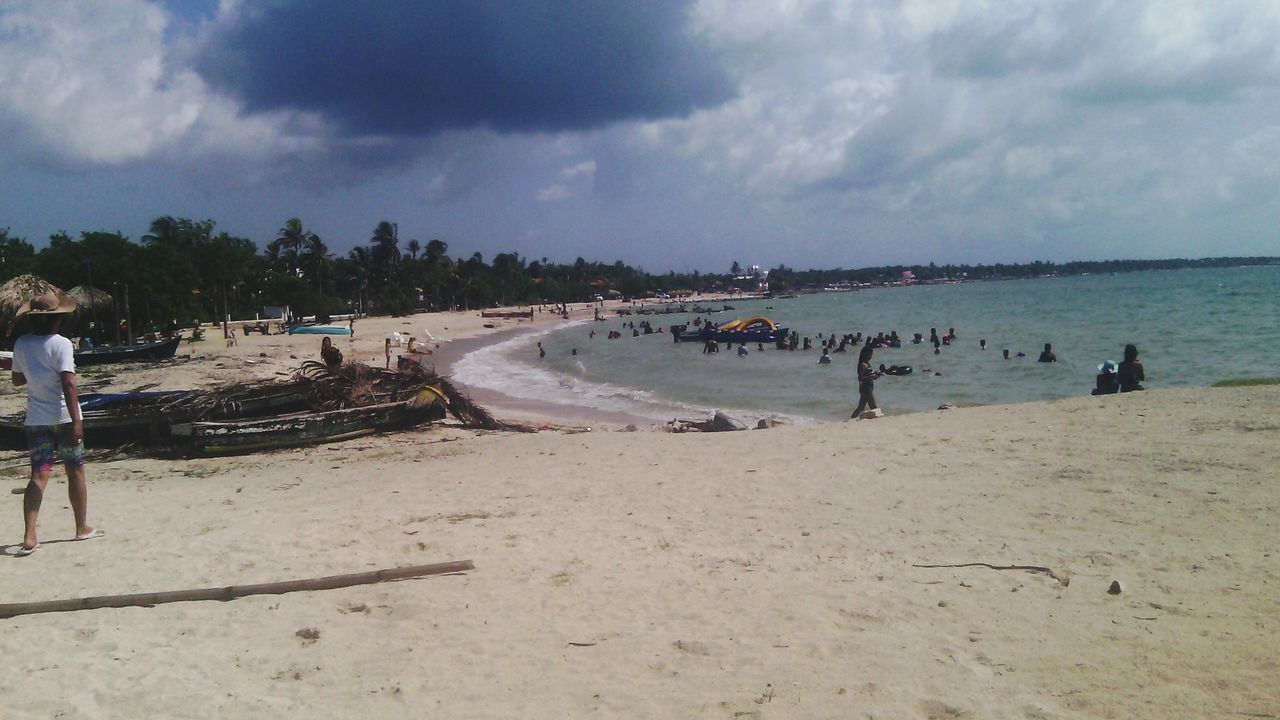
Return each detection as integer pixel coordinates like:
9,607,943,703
287,325,352,336
74,338,182,366
170,399,446,455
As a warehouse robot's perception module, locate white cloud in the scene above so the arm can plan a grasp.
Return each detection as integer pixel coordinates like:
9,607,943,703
537,184,571,202
562,160,597,180
0,0,203,163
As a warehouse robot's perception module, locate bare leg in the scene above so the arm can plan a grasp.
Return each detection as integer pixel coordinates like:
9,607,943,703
66,464,92,537
22,470,51,551
867,391,878,411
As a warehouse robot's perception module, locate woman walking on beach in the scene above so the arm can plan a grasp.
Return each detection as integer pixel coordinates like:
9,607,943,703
851,344,882,419
11,292,100,556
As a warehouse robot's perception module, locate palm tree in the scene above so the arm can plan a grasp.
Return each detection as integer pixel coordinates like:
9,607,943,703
142,216,180,247
406,239,420,262
301,234,330,292
271,218,315,276
346,246,372,313
369,221,399,279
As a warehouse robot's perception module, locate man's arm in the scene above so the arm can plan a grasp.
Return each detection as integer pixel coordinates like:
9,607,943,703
60,371,83,444
12,371,26,387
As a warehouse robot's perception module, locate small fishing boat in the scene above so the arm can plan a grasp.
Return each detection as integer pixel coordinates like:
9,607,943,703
0,390,190,450
287,324,353,335
74,337,182,366
169,395,446,455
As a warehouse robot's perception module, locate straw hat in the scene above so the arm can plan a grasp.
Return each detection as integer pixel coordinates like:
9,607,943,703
16,291,78,317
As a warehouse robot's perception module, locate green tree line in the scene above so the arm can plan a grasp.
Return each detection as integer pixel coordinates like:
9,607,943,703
1,219,1275,335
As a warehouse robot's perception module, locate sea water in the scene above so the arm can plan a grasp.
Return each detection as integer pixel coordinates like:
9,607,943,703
453,266,1279,422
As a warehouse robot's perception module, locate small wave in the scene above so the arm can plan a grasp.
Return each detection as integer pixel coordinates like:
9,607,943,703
453,324,809,424
453,328,709,420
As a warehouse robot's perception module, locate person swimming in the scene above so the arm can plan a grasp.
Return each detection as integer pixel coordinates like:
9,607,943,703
819,348,831,364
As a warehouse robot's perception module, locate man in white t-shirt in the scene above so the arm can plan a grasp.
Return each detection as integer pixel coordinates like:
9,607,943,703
11,291,100,556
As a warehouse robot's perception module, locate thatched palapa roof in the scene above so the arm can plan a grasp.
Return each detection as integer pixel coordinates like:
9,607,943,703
0,274,67,333
68,285,114,311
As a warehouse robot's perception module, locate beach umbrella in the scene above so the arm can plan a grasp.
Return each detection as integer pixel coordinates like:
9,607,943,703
0,274,67,333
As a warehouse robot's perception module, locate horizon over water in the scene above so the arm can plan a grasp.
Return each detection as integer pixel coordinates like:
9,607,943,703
453,266,1279,423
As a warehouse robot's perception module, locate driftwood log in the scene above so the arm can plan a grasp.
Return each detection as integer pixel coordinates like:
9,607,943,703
912,562,1069,586
0,559,474,620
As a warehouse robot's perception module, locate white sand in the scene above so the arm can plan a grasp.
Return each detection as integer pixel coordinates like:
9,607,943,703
0,317,1276,718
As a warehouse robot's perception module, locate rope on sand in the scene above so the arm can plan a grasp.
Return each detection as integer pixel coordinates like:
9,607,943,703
0,560,474,619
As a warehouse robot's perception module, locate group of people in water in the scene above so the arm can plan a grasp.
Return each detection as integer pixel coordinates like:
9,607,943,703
539,317,1147,418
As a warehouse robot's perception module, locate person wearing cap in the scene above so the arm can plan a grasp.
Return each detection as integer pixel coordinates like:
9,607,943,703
11,291,100,556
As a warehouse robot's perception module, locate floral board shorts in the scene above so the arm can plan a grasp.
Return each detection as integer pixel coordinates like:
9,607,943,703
25,424,84,473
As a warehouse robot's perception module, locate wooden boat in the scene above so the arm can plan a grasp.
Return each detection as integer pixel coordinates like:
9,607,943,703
480,308,533,319
0,390,190,450
75,337,181,366
169,396,446,455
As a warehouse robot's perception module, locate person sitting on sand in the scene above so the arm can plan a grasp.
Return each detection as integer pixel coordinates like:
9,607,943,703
407,337,418,354
737,344,749,357
1038,343,1056,363
320,336,343,368
1092,360,1120,395
850,345,882,419
1118,344,1145,392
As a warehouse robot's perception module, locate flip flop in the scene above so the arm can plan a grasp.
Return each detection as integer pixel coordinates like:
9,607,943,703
15,543,38,557
74,529,105,541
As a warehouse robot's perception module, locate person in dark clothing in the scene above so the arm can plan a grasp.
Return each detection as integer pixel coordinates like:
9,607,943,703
1118,344,1145,392
320,336,343,368
1092,360,1120,395
850,345,882,419
1038,343,1057,363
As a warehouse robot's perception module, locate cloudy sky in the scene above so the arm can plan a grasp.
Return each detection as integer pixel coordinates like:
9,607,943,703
1,0,1277,271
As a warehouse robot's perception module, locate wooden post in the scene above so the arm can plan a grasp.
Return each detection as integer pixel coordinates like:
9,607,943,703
0,560,473,620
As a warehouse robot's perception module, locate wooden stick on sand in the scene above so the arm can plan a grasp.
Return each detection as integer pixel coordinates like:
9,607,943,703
0,560,474,620
912,562,1069,586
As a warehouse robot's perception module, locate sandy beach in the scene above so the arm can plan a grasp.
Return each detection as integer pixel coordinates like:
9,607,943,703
0,310,1276,719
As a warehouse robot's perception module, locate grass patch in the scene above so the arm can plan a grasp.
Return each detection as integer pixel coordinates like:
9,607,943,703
1212,377,1280,387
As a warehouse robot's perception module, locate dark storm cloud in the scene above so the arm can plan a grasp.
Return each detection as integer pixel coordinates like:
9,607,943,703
197,0,734,137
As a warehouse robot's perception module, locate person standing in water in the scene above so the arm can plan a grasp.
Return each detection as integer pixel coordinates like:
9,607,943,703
1038,343,1057,363
12,292,100,556
1118,344,1145,392
850,345,882,419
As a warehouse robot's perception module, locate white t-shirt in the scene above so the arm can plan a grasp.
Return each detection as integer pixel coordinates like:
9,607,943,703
12,333,76,426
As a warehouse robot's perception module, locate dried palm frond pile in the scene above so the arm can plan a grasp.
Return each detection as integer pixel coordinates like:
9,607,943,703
296,361,517,430
156,378,309,422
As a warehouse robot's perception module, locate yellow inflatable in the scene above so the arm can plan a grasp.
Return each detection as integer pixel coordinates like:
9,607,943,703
715,316,778,332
